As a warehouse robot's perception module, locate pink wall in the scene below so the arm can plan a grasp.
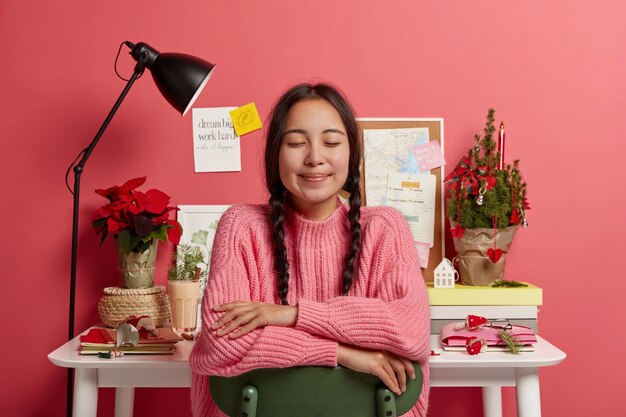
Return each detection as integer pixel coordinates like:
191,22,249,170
1,1,624,416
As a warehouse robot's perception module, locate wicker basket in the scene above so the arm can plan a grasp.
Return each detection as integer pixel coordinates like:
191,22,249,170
97,285,171,328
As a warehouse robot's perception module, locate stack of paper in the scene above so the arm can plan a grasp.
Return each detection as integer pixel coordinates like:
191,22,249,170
78,327,183,355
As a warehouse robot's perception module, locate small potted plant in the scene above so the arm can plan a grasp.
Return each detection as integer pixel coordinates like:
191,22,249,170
92,176,182,289
445,109,530,285
167,243,207,332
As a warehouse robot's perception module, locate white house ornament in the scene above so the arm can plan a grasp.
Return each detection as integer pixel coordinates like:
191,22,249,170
434,258,459,288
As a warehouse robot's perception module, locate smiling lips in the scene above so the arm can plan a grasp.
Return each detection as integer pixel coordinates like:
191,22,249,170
300,173,331,182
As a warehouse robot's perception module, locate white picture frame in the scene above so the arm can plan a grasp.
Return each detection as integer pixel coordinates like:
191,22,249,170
177,204,231,329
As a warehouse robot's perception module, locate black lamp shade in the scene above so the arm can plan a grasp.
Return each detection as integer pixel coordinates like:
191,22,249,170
150,53,215,116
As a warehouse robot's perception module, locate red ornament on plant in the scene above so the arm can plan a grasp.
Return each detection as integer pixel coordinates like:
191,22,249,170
450,224,464,238
487,248,503,263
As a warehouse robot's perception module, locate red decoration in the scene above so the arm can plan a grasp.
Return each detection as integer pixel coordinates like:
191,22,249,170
92,177,181,250
444,156,496,195
466,315,489,330
450,224,465,238
465,337,486,355
487,248,503,263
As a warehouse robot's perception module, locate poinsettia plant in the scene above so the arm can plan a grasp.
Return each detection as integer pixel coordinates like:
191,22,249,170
445,109,530,231
92,177,182,255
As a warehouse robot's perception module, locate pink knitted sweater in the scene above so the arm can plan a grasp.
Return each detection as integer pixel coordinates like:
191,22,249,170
190,203,431,416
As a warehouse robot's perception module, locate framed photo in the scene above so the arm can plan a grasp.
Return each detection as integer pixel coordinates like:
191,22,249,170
177,205,231,328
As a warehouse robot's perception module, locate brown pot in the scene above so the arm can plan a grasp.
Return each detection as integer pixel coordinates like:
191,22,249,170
450,221,518,286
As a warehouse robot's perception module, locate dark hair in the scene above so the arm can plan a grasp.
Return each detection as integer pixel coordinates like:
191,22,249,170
264,83,362,305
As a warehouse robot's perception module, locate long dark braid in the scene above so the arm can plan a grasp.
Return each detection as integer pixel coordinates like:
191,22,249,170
264,82,362,304
342,177,362,295
269,193,290,305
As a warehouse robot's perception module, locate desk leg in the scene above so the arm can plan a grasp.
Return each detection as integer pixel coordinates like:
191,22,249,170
482,386,502,417
74,368,98,417
515,368,541,417
115,388,135,417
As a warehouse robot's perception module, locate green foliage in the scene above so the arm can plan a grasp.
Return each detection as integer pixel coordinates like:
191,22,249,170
498,329,523,354
491,279,528,288
117,224,175,254
168,243,206,281
446,109,528,229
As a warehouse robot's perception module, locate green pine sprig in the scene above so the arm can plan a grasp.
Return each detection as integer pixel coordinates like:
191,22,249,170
491,279,528,288
498,329,522,354
167,243,206,281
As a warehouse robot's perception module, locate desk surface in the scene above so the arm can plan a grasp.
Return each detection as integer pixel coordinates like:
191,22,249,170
49,331,566,370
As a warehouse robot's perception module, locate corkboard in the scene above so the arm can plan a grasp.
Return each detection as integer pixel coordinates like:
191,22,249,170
357,119,444,282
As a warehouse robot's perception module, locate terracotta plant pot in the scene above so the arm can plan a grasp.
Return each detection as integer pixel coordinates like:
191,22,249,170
450,221,518,286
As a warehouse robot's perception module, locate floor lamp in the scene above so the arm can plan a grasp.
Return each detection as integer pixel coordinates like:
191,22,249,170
65,41,215,417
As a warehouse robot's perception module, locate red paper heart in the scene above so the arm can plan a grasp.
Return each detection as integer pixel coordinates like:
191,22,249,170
487,248,503,263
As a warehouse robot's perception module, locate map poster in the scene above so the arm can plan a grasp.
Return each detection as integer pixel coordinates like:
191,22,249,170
363,128,429,206
192,107,241,172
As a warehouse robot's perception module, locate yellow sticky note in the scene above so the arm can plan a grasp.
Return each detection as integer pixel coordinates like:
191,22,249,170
229,102,262,136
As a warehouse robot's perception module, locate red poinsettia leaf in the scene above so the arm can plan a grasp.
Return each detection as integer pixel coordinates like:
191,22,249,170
143,189,171,214
106,216,126,235
128,191,148,214
108,195,132,211
121,177,147,193
92,207,112,221
95,185,123,202
523,197,531,210
151,211,170,226
167,220,182,244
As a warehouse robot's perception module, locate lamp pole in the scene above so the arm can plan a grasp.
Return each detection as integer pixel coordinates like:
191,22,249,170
65,42,214,417
67,57,145,417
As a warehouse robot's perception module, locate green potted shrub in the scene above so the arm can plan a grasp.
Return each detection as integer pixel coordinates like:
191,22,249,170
445,109,530,285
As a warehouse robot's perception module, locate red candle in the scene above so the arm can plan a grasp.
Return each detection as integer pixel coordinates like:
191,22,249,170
498,122,505,169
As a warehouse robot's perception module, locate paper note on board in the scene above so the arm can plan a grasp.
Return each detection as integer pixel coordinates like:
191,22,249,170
192,108,241,172
230,102,263,136
386,172,436,247
413,141,445,172
363,128,430,206
415,241,430,269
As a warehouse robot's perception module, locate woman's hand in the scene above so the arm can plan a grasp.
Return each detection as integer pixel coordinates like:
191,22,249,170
211,301,298,338
337,344,415,396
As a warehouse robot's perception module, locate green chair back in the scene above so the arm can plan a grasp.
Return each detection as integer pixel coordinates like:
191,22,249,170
209,364,422,417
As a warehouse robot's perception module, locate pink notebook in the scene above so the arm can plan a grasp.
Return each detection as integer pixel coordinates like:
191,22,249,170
440,322,537,347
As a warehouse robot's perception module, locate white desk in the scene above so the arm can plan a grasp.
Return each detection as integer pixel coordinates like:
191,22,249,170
49,333,565,417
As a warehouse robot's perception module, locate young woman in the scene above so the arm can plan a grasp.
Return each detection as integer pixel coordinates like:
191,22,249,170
190,83,431,416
